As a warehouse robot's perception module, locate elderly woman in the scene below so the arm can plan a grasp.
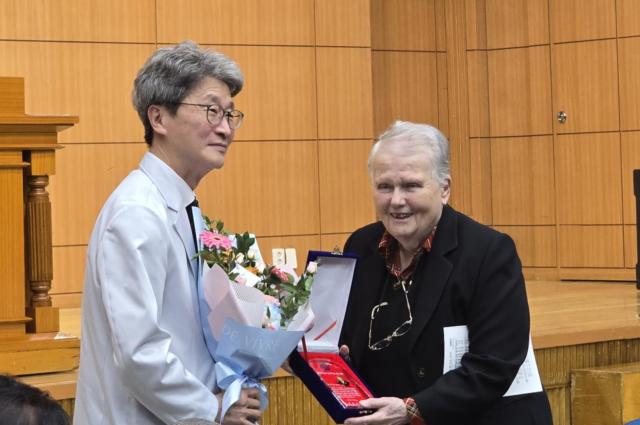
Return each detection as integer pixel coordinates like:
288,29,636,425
340,121,552,425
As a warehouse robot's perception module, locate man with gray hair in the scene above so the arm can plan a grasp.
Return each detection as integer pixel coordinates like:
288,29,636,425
74,41,261,425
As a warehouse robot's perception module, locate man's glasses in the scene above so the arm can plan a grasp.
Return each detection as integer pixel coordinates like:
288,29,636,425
368,279,413,351
176,102,244,129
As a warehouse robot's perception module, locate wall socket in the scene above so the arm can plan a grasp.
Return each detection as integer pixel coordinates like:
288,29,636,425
272,248,286,267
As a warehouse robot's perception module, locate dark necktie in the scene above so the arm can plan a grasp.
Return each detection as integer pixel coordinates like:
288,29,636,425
186,198,199,252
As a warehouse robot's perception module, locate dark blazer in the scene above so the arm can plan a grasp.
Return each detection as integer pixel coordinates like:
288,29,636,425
341,205,552,425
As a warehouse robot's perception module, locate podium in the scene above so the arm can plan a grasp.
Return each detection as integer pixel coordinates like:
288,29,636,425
0,77,80,375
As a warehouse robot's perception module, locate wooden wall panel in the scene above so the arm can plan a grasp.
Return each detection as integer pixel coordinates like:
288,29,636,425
487,46,552,136
316,48,373,140
491,136,555,225
214,46,317,142
318,140,374,234
558,226,624,268
552,40,619,134
617,0,640,37
315,0,370,47
467,51,489,138
494,226,556,267
197,141,320,237
0,0,155,42
320,234,350,253
371,0,436,51
434,0,447,51
436,53,449,137
550,0,616,43
618,38,640,131
485,0,549,49
52,246,86,296
156,0,314,46
49,143,147,246
555,133,622,225
621,132,640,225
255,235,321,274
624,225,637,269
0,42,154,143
469,139,492,224
465,0,487,50
372,51,439,136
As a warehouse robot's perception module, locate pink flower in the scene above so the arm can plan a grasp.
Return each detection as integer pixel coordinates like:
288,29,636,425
271,267,289,282
200,230,232,250
264,295,280,305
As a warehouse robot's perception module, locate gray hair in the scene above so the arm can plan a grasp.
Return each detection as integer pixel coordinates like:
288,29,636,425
132,40,244,145
368,120,450,187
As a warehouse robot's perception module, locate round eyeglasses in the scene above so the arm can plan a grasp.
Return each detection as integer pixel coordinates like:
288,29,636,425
368,279,413,351
176,102,244,129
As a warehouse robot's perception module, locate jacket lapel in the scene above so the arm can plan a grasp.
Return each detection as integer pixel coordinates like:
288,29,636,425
175,210,197,280
408,205,457,349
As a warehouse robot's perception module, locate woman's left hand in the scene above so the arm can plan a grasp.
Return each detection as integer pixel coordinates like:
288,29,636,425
344,397,409,425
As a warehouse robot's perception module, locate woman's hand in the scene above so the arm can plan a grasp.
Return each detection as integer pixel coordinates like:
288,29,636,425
344,397,409,425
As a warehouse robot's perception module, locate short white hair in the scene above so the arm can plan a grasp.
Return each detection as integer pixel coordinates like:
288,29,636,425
368,121,450,187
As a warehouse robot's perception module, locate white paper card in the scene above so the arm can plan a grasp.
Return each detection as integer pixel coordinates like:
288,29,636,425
442,325,543,397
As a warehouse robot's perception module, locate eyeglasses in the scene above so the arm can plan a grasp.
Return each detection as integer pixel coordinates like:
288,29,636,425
176,102,244,129
368,279,413,351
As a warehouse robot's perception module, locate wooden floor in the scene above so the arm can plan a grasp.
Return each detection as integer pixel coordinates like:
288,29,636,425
59,280,640,349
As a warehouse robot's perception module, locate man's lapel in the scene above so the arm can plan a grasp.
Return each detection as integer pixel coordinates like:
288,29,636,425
175,208,197,280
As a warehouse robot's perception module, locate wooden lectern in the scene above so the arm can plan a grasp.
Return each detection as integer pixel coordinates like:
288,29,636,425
0,77,80,375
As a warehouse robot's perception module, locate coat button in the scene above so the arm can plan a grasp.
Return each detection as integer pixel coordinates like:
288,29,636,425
416,367,426,378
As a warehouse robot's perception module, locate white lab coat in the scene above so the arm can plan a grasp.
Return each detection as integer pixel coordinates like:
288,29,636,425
74,152,218,425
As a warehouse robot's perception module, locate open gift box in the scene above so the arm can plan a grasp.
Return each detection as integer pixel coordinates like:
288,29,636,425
289,251,375,423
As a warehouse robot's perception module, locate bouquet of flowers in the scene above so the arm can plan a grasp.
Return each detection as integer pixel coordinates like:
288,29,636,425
195,218,317,420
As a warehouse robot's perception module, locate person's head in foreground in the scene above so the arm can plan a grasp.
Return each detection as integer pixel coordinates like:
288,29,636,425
0,375,71,425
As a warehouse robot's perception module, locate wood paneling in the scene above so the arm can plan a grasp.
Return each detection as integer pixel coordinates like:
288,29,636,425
52,246,86,296
550,0,616,43
372,51,439,136
436,53,449,138
555,133,622,225
434,0,447,51
558,226,624,268
485,0,549,49
467,51,489,138
0,0,155,43
617,0,640,37
371,0,436,51
488,46,552,136
624,225,637,269
318,140,374,234
316,48,373,140
197,141,320,237
618,38,640,131
469,139,492,224
156,0,314,46
552,40,619,134
0,42,154,143
491,136,555,225
315,0,370,47
320,233,350,253
49,143,147,246
494,226,556,267
215,46,317,142
465,0,487,50
0,168,26,319
255,235,321,275
621,132,640,225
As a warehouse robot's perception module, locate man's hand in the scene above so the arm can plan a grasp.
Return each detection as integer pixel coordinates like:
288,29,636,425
215,388,262,425
344,397,409,425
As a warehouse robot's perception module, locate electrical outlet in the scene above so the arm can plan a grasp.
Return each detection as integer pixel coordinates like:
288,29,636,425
285,248,297,269
272,248,286,267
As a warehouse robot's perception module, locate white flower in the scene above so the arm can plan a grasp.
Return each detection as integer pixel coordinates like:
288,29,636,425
247,251,256,260
306,261,318,274
235,253,245,264
256,262,266,274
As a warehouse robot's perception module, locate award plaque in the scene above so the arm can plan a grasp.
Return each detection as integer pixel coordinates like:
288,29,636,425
289,251,375,423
